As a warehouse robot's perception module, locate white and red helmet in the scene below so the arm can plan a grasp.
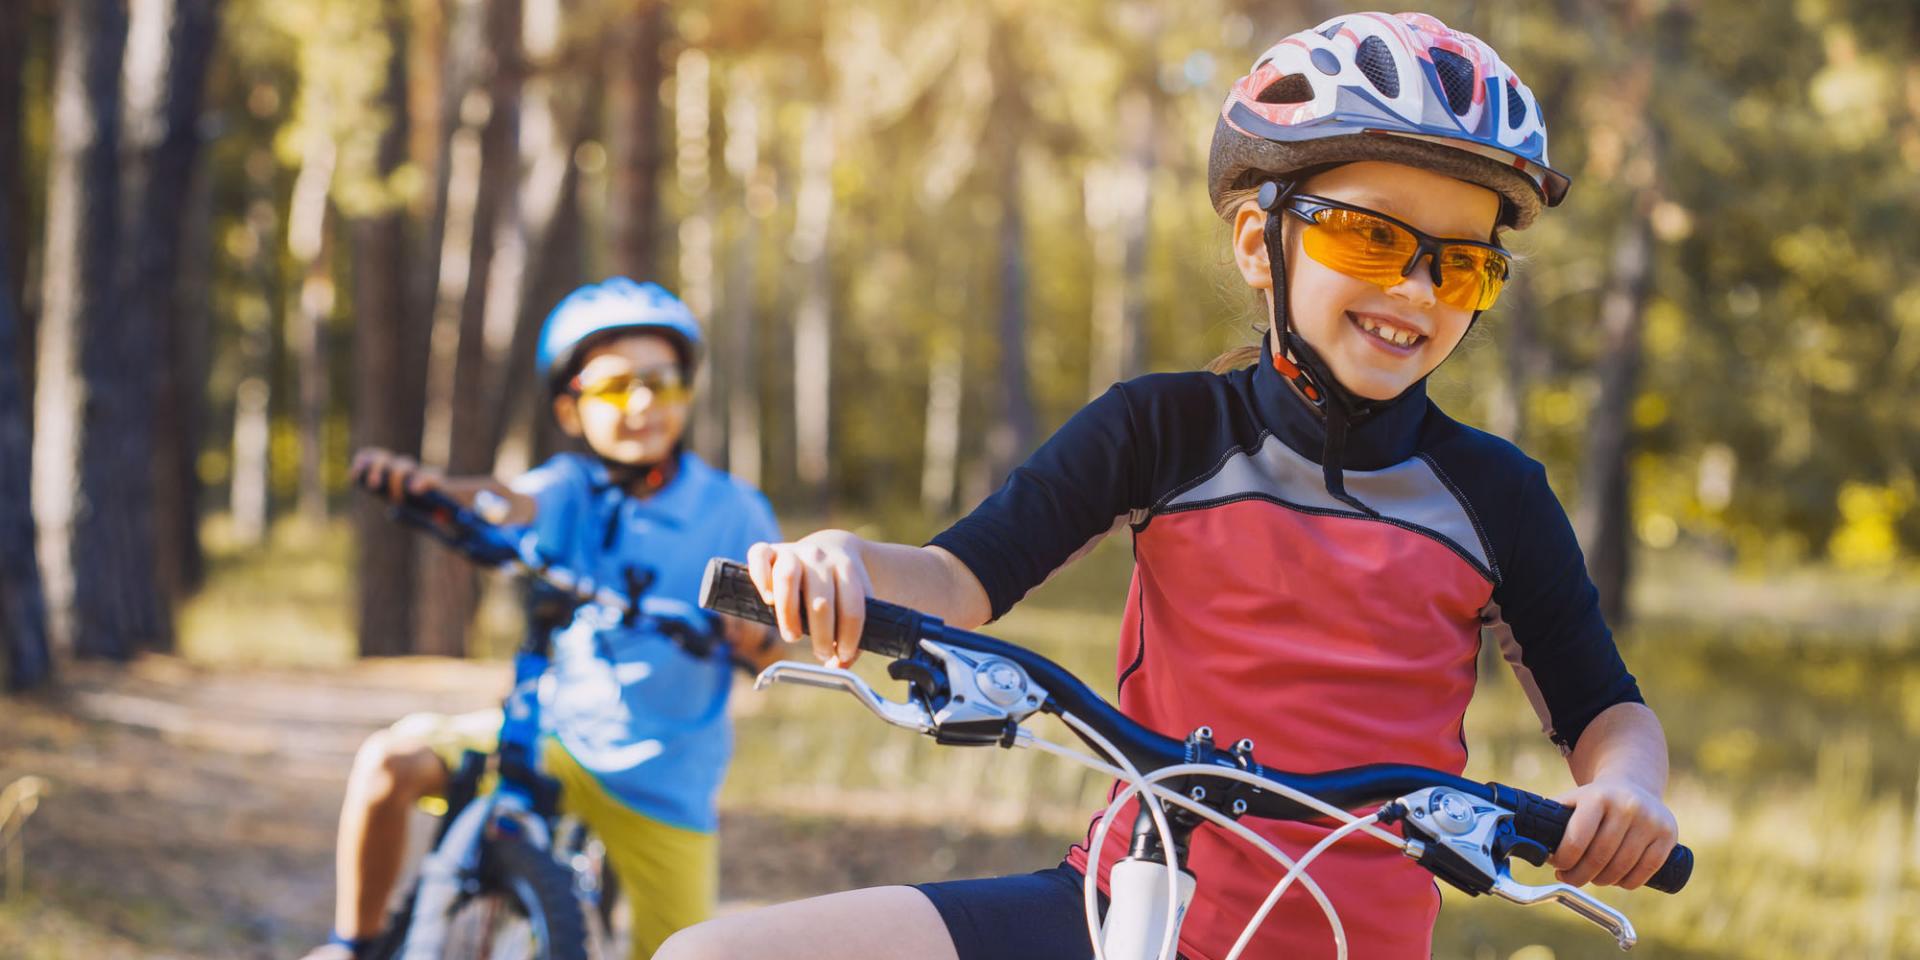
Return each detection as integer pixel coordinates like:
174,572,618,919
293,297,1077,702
1208,12,1570,228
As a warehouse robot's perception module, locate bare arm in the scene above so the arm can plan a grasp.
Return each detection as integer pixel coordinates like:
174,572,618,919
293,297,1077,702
1567,700,1668,793
1550,701,1678,889
349,447,537,525
747,531,991,666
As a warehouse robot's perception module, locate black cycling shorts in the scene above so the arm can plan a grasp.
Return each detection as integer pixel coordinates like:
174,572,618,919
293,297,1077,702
914,863,1136,960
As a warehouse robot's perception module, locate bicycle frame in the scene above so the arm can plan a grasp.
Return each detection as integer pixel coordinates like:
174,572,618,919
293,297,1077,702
373,487,729,959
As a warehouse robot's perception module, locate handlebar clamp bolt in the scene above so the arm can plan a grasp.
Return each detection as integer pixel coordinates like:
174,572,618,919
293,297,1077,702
1189,785,1208,802
1230,798,1248,817
1233,738,1255,755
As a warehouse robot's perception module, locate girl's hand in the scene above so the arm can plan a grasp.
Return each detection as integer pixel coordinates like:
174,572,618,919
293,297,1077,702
1548,777,1679,889
746,531,875,668
349,447,445,505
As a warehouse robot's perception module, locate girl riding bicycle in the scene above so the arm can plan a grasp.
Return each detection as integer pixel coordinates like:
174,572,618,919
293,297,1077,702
660,12,1678,960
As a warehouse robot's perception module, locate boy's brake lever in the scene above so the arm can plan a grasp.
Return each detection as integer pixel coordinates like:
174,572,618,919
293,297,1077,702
753,662,933,733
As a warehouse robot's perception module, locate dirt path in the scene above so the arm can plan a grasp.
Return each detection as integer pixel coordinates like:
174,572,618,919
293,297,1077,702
0,657,1067,959
0,657,506,958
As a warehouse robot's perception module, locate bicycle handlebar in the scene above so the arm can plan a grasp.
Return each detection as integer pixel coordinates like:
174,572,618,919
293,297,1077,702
362,484,728,662
699,558,1692,895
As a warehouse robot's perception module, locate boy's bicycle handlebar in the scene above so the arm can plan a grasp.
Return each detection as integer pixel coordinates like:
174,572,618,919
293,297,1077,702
699,558,1692,908
371,485,726,661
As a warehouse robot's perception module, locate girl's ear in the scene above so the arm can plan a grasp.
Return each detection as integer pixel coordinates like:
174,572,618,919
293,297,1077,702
1232,199,1273,291
552,394,584,437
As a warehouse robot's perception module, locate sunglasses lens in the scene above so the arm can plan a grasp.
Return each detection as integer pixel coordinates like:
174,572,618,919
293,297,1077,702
1301,209,1418,287
1300,206,1509,312
578,371,688,406
1434,247,1509,311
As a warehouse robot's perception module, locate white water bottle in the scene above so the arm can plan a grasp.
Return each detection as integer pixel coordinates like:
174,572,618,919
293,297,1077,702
1100,856,1197,960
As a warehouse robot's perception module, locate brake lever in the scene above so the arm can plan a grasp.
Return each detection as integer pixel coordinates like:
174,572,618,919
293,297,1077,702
753,661,934,733
1490,862,1637,950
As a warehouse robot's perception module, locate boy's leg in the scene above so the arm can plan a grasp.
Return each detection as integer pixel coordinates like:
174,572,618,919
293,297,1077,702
304,709,499,958
538,740,720,959
331,728,450,939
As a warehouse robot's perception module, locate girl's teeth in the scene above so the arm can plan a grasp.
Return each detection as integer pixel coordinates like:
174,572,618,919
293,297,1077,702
1358,317,1418,347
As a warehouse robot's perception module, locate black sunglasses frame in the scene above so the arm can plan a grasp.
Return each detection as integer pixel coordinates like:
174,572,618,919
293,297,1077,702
1282,194,1512,298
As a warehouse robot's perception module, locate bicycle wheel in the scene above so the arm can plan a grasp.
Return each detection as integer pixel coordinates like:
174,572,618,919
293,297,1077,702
366,832,588,960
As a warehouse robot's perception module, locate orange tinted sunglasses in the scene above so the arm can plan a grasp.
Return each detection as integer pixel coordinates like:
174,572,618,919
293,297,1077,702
1284,195,1511,312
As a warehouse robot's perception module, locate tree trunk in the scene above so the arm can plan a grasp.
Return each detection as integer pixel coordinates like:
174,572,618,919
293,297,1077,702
153,153,213,602
0,203,50,690
285,128,335,528
1576,196,1655,628
65,0,180,659
1574,35,1661,629
0,0,29,343
418,0,522,659
790,108,834,505
351,0,425,658
0,0,50,690
920,333,963,516
608,0,666,280
489,0,597,469
229,183,281,548
983,16,1033,481
674,48,720,464
1086,86,1152,394
720,69,763,486
33,0,131,659
138,0,218,602
1484,269,1539,444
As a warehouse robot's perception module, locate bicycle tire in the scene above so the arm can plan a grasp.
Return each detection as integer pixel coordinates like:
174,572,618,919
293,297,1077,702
362,832,588,960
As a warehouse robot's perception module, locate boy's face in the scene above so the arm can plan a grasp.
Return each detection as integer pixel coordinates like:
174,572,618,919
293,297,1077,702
552,332,691,466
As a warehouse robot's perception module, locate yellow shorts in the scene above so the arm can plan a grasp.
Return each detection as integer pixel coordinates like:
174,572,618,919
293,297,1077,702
389,710,718,960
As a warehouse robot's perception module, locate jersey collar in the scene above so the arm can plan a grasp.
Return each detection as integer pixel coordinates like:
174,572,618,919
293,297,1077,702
580,450,703,529
1250,335,1429,471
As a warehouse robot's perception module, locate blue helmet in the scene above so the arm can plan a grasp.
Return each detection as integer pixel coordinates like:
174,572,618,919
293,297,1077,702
535,278,703,392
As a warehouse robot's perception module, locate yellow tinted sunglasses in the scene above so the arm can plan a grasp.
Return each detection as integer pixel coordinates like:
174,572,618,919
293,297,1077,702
1284,196,1511,312
572,368,691,408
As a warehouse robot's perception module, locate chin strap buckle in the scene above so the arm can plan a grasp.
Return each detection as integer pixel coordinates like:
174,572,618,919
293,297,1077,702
1269,350,1324,406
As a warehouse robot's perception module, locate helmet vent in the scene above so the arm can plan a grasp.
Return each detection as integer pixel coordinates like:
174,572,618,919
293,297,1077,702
1505,82,1527,127
1256,73,1314,104
1431,48,1476,115
1355,36,1400,98
1316,20,1344,40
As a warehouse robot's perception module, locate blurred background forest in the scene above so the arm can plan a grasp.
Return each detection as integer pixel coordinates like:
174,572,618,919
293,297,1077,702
0,0,1917,957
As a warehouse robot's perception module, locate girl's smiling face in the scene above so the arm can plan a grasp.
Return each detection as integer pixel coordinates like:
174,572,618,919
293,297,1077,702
1232,161,1503,402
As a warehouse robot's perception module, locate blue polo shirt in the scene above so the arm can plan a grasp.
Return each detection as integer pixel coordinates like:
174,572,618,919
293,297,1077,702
509,451,779,832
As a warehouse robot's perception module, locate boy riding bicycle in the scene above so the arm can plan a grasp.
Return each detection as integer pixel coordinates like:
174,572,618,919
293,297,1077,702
304,278,783,960
661,12,1678,960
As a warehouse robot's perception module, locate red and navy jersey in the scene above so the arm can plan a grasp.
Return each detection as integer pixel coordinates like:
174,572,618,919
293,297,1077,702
929,339,1641,960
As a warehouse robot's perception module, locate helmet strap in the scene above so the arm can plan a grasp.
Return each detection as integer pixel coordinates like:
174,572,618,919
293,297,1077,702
1257,179,1381,517
598,447,681,499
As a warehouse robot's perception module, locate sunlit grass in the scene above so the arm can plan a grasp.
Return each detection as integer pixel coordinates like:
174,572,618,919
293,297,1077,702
176,515,357,667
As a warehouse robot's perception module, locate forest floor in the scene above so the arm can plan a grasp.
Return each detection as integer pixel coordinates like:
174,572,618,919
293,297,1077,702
0,655,1068,960
3,522,1915,959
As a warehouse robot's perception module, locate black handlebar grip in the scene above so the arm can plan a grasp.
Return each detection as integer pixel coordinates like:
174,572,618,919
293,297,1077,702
698,559,929,660
1500,784,1694,894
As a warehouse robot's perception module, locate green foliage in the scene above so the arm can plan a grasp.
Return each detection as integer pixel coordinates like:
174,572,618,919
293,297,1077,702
168,0,1920,561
